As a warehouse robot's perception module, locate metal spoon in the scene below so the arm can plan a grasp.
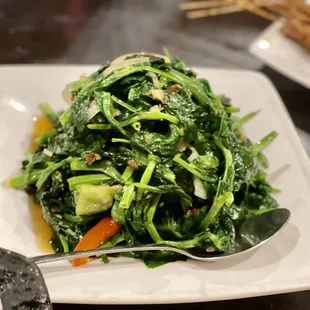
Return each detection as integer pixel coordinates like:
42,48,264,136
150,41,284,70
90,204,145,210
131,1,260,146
0,208,290,309
32,208,290,264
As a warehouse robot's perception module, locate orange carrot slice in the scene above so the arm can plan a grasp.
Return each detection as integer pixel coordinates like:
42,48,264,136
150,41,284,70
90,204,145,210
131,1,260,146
72,216,122,267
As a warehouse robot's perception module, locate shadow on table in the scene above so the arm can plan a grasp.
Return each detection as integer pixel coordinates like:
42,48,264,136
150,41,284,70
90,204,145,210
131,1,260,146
0,0,103,63
53,290,310,310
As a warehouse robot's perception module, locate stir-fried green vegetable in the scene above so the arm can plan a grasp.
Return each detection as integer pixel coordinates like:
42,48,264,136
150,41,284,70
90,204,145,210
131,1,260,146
10,51,279,268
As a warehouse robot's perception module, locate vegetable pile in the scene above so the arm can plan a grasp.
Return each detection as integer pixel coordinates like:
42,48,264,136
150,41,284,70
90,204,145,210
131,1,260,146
10,51,279,267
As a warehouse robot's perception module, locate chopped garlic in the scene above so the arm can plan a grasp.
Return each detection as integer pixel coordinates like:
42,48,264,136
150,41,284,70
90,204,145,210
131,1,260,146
151,89,165,102
188,147,199,162
148,72,160,88
43,148,53,157
150,104,164,112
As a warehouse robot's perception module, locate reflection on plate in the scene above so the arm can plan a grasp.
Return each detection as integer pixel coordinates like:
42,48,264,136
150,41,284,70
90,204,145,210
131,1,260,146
250,21,310,89
0,66,310,304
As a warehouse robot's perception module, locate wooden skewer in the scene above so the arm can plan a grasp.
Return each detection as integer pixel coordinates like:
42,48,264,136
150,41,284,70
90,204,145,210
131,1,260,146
180,0,283,10
244,7,279,21
237,1,279,21
289,0,310,16
251,1,286,14
252,0,288,16
264,4,288,16
179,0,234,10
186,4,244,19
181,0,287,21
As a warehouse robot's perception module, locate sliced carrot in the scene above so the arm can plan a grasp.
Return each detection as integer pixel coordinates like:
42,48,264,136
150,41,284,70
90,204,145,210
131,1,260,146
72,215,122,267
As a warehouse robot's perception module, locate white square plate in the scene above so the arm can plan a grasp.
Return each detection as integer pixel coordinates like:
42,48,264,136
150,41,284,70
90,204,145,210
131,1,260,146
1,66,310,305
249,21,310,89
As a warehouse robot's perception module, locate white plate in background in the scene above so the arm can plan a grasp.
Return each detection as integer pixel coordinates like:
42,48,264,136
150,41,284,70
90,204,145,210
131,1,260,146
249,21,310,89
0,66,310,304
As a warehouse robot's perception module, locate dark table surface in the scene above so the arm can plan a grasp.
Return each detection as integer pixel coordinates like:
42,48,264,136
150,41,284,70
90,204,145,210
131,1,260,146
1,0,310,309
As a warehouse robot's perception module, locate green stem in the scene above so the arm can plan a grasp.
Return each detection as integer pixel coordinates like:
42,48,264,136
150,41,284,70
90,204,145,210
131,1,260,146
157,232,223,250
198,138,235,230
111,95,137,113
70,158,122,182
119,185,135,209
59,108,72,126
250,207,277,216
9,170,42,189
173,154,217,182
145,194,162,242
257,152,269,169
63,214,93,223
163,47,172,61
251,131,278,155
111,172,135,224
232,111,260,130
137,157,156,200
39,102,59,125
35,129,57,146
215,138,234,190
122,166,134,183
67,174,111,191
8,175,25,189
121,111,178,127
87,124,111,130
199,190,234,231
98,233,125,249
96,92,127,135
131,121,141,131
36,158,72,189
131,183,165,193
59,234,69,253
111,138,131,144
224,107,240,113
23,162,34,186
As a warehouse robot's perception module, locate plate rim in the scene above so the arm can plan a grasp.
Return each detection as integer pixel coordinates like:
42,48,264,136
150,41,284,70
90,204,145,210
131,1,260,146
249,21,310,90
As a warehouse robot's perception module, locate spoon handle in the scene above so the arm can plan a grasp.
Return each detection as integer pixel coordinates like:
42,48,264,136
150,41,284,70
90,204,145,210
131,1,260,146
31,244,185,264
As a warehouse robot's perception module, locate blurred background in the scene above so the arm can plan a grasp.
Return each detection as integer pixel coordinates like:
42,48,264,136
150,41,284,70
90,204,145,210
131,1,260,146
0,0,309,149
1,0,310,309
0,0,282,66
